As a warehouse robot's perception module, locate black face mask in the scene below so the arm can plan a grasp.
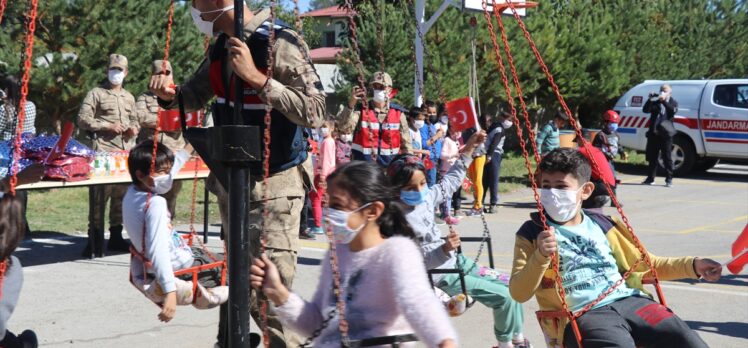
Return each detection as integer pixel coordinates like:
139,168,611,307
429,116,438,124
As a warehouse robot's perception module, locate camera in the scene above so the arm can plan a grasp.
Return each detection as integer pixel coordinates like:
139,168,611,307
648,92,659,102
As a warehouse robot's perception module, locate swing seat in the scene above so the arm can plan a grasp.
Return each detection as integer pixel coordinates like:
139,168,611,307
427,236,496,311
534,278,656,348
347,333,419,347
128,236,228,306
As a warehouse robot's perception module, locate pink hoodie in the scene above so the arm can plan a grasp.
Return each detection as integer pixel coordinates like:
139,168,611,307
440,137,461,174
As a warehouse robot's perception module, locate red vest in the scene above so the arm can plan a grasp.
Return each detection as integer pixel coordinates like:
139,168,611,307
352,107,402,157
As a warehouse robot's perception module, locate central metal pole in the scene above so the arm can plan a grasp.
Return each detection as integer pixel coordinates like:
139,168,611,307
227,0,251,347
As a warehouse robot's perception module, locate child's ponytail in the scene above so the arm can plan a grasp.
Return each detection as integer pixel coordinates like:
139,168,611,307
0,194,24,261
327,161,415,240
377,200,415,239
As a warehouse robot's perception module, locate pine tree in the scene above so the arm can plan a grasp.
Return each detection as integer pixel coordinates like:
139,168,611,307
0,0,206,133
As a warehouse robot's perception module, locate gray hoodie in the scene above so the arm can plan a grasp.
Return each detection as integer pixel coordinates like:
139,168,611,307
405,155,473,277
0,256,22,334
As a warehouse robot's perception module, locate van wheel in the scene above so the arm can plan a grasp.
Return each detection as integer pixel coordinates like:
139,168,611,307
659,135,695,176
694,158,719,172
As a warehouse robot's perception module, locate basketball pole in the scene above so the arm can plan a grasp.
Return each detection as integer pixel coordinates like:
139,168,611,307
413,0,458,107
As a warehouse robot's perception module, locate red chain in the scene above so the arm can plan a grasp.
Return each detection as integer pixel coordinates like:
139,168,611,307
489,0,582,323
256,3,280,346
0,0,7,24
142,0,177,274
502,0,663,302
9,0,39,196
0,260,7,300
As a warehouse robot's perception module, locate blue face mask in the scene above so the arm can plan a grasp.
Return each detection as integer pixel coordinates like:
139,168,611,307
608,123,619,132
401,186,430,206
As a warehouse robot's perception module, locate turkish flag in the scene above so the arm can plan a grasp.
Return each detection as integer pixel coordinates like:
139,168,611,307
45,121,74,164
445,97,478,132
726,223,748,275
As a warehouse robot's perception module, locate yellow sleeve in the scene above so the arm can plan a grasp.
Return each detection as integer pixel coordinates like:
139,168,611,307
607,220,698,283
510,235,552,303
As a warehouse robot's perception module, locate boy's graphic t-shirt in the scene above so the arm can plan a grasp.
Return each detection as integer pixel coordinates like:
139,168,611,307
550,213,639,312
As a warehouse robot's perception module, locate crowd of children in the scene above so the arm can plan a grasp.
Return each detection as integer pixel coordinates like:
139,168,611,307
0,103,725,348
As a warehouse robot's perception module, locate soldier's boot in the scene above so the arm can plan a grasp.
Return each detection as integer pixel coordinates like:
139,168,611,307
81,228,102,259
106,225,130,253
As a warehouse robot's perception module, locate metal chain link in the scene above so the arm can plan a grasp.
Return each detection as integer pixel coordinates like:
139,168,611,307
9,0,38,195
299,307,339,347
257,2,280,345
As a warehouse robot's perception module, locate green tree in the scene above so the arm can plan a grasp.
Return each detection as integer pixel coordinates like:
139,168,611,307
309,0,339,10
1,0,206,133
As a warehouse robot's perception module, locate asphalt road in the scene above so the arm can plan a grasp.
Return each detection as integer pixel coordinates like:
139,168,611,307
9,163,747,347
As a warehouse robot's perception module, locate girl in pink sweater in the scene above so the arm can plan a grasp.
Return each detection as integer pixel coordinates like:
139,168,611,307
251,161,458,347
310,121,338,234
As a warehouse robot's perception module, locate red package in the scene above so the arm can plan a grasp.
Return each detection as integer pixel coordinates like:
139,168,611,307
44,155,92,182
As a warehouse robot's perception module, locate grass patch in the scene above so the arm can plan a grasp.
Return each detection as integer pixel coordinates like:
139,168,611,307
26,155,537,234
498,153,537,193
26,179,221,235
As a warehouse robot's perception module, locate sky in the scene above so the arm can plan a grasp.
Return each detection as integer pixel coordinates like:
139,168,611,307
281,0,312,12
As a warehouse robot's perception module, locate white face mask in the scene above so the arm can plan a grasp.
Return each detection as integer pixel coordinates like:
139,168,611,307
320,127,330,137
340,134,353,143
108,69,125,86
502,119,513,129
540,187,582,223
190,5,234,37
414,120,425,129
325,203,371,244
440,116,449,124
151,174,173,195
372,89,387,104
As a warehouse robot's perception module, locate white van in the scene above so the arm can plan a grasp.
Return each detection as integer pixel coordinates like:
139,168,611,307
614,79,748,175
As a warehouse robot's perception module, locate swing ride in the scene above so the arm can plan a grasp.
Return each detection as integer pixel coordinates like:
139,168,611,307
0,0,683,347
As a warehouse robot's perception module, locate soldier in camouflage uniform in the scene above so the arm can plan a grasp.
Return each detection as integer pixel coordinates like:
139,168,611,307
150,2,325,347
135,60,185,219
77,54,139,257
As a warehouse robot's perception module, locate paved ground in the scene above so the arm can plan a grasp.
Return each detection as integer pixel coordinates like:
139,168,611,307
9,163,748,347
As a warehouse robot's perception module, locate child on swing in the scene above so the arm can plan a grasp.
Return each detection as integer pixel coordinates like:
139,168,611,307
0,193,41,348
511,148,723,348
251,161,457,348
123,141,227,322
387,130,531,348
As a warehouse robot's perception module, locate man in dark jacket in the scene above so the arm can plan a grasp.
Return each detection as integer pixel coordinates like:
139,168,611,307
642,84,678,187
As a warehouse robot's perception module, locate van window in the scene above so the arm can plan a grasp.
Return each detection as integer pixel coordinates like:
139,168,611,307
713,84,748,109
669,84,704,111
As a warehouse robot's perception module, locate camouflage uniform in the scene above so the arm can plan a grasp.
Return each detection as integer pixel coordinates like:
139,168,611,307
136,60,186,218
77,54,137,256
158,9,325,347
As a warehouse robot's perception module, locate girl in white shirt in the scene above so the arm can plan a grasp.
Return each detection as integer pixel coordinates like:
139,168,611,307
251,161,457,347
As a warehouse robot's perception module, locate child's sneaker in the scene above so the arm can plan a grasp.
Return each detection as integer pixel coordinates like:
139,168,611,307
311,226,325,234
444,216,460,225
299,228,315,240
464,208,483,217
512,338,532,348
19,330,38,348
